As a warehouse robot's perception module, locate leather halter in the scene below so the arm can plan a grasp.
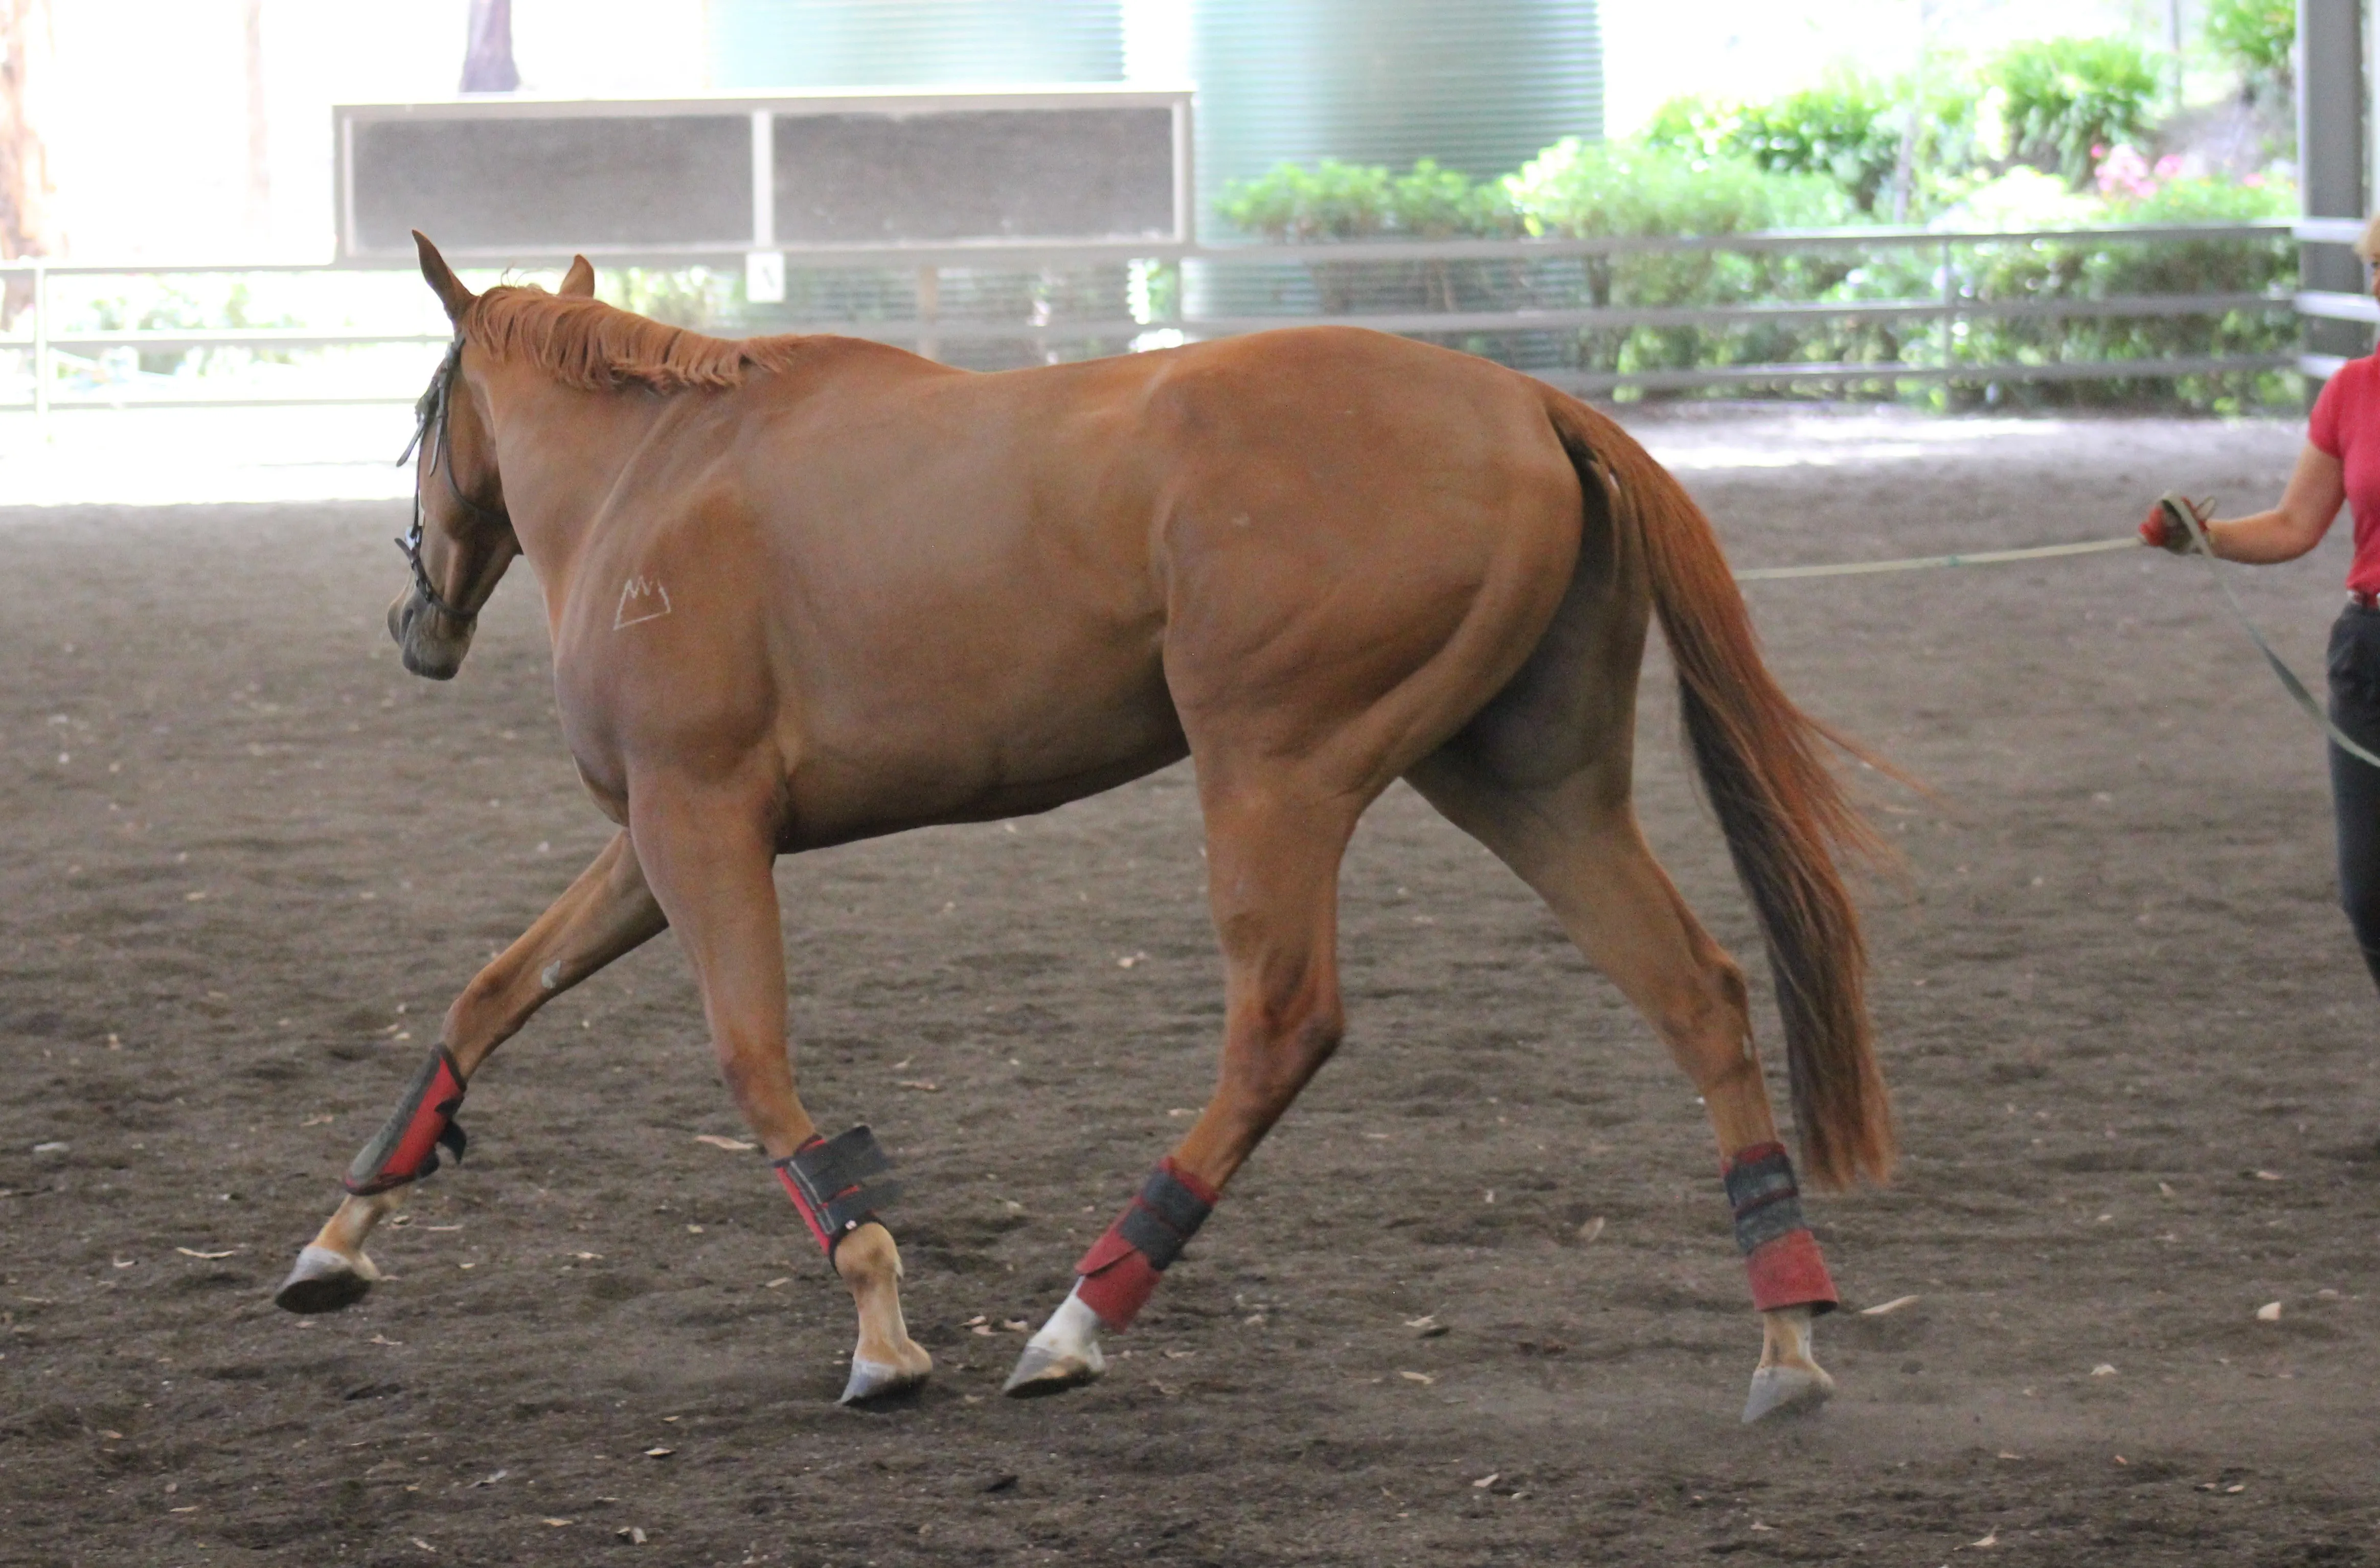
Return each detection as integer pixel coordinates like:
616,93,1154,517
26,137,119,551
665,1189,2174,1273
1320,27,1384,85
396,335,509,625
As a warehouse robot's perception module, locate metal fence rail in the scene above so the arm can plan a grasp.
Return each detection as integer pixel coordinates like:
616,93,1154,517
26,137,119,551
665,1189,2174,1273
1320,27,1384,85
0,219,2318,417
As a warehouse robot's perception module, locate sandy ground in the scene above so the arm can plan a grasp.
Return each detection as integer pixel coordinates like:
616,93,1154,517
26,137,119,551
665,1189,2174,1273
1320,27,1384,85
3,404,2376,1566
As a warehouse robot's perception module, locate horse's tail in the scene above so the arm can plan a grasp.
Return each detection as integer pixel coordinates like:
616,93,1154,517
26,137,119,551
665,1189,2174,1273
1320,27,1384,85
1546,394,1896,1189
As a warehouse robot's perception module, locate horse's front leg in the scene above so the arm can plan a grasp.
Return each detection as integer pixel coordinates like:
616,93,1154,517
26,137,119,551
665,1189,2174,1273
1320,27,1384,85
276,829,669,1312
631,781,929,1405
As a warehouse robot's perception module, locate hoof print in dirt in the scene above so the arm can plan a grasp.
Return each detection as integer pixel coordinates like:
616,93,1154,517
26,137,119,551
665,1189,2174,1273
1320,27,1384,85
1740,1364,1834,1424
272,1245,376,1314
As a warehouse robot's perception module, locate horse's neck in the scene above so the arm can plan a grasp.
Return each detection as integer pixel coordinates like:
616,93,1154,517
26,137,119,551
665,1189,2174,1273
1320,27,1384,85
491,376,661,588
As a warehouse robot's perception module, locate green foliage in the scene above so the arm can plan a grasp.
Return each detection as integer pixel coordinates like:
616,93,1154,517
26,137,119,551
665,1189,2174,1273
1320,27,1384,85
2110,172,2295,224
1216,158,1515,242
1989,36,2162,185
1942,219,2296,413
2204,0,2294,83
1192,57,2298,413
1505,138,1850,237
1729,78,1906,214
1646,72,1982,217
1387,159,1523,239
66,277,304,376
599,267,739,329
1502,141,1869,382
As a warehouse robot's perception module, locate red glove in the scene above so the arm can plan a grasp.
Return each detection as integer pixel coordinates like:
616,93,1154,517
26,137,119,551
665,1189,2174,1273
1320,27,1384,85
2140,495,2210,555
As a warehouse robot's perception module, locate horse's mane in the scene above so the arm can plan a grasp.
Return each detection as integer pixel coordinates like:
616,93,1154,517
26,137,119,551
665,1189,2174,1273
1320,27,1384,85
460,285,810,393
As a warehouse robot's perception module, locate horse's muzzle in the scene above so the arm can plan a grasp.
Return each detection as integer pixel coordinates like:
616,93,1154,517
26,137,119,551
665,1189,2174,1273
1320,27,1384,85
388,587,472,680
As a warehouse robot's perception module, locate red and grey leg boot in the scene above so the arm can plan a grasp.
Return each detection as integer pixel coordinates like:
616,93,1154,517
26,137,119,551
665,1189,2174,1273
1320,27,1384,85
1725,1141,1839,1422
1005,1157,1217,1396
274,1047,469,1314
345,1047,470,1196
771,1125,902,1258
774,1127,926,1405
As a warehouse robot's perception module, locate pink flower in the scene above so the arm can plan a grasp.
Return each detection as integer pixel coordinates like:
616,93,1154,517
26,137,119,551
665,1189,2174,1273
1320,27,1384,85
2093,143,2160,199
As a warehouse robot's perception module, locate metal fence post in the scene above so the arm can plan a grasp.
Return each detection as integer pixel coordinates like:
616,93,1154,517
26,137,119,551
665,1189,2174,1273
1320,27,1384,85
2297,0,2368,373
917,265,941,362
31,260,49,431
1938,239,1955,390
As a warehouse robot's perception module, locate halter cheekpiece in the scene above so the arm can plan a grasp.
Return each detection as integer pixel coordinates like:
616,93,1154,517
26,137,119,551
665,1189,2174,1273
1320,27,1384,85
396,334,508,625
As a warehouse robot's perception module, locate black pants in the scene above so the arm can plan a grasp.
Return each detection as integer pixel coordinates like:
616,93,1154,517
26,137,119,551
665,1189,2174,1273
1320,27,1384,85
2327,603,2380,992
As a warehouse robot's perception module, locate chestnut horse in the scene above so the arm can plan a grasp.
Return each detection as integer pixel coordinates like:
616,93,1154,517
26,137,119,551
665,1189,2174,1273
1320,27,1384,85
274,234,1893,1423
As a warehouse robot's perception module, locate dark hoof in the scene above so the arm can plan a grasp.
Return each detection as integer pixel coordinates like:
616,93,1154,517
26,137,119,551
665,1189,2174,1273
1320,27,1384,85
838,1357,929,1406
273,1245,375,1314
1740,1362,1833,1424
1002,1343,1104,1398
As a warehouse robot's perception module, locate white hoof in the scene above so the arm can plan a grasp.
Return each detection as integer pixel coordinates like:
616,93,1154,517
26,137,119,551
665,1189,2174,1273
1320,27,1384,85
273,1244,379,1314
1003,1290,1106,1398
838,1356,929,1405
1740,1362,1834,1423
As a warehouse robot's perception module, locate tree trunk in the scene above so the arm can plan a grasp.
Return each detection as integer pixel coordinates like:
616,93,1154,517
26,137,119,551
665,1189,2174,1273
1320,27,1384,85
245,0,270,242
0,0,57,324
461,0,520,94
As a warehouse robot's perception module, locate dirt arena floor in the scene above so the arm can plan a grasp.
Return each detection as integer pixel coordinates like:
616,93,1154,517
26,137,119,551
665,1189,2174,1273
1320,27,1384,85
3,404,2376,1567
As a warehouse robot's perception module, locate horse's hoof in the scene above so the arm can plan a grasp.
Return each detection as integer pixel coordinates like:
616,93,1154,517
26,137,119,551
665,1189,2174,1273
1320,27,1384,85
1740,1362,1834,1424
1002,1341,1105,1398
273,1245,376,1314
837,1357,929,1406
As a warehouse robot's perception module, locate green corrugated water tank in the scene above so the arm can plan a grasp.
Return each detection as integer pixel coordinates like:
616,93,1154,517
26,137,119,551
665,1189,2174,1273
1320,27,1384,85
1190,0,1601,235
705,1,1124,90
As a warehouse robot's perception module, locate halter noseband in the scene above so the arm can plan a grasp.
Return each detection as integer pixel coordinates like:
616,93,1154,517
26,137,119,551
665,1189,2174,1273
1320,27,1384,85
396,335,509,626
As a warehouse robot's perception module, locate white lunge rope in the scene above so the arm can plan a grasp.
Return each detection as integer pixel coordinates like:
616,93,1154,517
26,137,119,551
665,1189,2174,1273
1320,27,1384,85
1732,510,2380,770
1733,536,2137,581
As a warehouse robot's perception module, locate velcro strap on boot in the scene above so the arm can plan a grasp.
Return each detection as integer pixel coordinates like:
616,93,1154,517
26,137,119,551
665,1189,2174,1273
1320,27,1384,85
1722,1142,1837,1314
1074,1158,1218,1330
345,1047,468,1195
774,1125,901,1256
1723,1142,1807,1253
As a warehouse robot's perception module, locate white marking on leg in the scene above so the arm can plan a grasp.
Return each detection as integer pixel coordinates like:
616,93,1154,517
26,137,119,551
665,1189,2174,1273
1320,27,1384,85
613,576,671,630
1027,1287,1106,1367
539,960,563,990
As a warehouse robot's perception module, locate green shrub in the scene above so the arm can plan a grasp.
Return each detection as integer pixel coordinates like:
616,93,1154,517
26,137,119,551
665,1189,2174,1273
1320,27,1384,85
1647,72,1984,218
1216,160,1391,242
1990,37,2162,185
2204,0,2294,85
1216,158,1516,242
1505,138,1850,238
1504,140,1869,381
1387,159,1522,238
1730,77,1907,214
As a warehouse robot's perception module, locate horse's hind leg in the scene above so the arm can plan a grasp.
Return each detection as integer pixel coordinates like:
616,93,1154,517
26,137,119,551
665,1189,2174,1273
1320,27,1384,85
629,782,929,1405
275,829,667,1312
1007,786,1357,1395
1406,752,1837,1422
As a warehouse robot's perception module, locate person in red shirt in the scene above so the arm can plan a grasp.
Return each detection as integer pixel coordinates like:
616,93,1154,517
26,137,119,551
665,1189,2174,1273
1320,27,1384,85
2141,234,2380,989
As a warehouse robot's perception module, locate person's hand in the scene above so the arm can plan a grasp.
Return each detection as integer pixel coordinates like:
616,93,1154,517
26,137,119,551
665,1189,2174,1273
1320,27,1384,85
2140,493,2212,555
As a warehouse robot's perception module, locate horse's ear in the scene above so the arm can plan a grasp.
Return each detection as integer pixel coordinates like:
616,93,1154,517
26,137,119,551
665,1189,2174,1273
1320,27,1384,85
558,255,596,297
412,231,474,321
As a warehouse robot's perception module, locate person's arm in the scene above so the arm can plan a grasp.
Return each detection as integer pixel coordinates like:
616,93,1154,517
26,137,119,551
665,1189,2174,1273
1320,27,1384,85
2209,442,2347,562
2144,443,2345,562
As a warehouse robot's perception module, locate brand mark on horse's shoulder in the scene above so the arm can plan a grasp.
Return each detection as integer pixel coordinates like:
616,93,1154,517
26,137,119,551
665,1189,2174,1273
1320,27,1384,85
614,575,673,630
